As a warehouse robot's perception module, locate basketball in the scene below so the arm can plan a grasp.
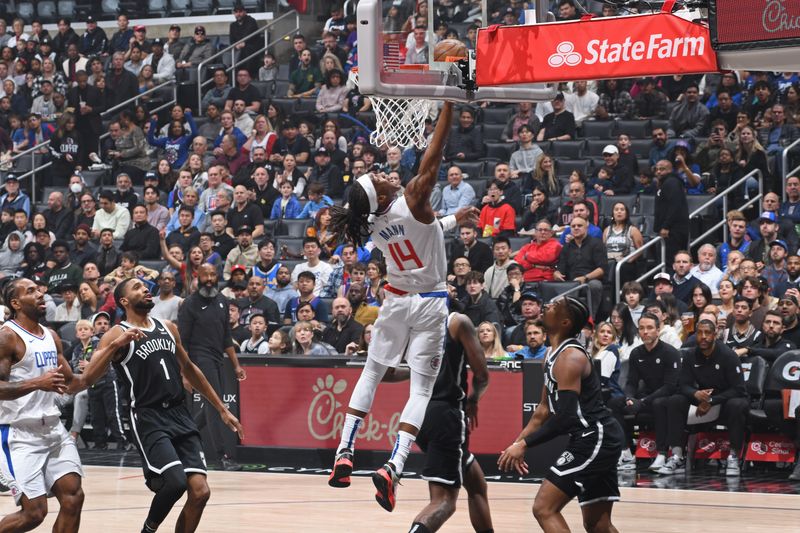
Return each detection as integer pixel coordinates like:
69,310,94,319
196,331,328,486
434,39,468,62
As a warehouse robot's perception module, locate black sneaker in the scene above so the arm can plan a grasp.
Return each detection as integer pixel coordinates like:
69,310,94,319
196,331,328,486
221,455,242,471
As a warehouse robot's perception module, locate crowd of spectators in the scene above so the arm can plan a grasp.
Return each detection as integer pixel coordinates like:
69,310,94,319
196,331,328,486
0,0,798,474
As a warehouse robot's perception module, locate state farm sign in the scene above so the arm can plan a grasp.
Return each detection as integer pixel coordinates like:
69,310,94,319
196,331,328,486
476,13,718,86
710,0,800,49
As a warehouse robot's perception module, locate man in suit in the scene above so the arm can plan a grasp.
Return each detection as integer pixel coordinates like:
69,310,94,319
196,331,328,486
66,70,103,151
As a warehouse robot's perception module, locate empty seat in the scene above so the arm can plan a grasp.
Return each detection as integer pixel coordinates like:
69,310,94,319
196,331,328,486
637,195,655,216
629,139,652,159
147,0,168,15
17,2,35,19
57,0,76,16
276,219,312,238
481,107,511,125
550,140,585,159
483,142,513,161
37,1,57,20
616,120,651,139
586,139,612,157
252,80,277,99
453,161,484,179
582,120,616,139
687,195,715,217
482,124,505,142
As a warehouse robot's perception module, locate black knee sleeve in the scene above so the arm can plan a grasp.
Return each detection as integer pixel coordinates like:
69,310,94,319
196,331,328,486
146,465,187,527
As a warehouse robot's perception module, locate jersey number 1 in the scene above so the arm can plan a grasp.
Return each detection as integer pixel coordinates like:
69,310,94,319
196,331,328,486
388,239,423,271
159,358,171,380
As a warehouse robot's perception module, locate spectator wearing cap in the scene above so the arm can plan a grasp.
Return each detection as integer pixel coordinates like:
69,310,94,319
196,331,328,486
748,211,782,268
649,272,690,314
749,192,799,252
288,48,323,98
537,93,576,142
108,14,133,55
230,2,260,75
634,78,668,120
778,292,800,345
223,225,259,280
763,239,790,298
505,291,544,349
66,70,102,149
165,24,186,61
69,224,96,267
176,26,214,69
590,144,635,195
30,79,57,123
80,15,107,56
0,174,31,217
272,120,311,165
670,139,705,195
306,147,345,198
47,239,83,292
52,18,80,60
554,215,606,317
142,38,176,83
445,107,486,162
126,25,151,59
225,68,262,114
668,83,709,140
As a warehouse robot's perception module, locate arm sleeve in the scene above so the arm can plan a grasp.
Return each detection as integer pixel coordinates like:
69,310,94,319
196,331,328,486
524,390,580,447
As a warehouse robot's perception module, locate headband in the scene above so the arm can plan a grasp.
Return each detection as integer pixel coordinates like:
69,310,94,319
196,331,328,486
357,174,379,213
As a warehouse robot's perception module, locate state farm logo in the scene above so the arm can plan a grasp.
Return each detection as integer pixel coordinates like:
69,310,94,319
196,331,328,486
547,34,707,68
548,42,582,67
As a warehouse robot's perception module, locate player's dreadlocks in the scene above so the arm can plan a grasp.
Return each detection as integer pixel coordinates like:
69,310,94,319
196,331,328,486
329,180,373,248
564,296,591,337
2,278,23,319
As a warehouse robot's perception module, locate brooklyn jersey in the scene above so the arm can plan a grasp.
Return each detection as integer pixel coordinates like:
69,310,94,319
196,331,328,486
114,317,184,410
0,321,61,424
543,338,611,437
430,316,468,406
370,196,447,294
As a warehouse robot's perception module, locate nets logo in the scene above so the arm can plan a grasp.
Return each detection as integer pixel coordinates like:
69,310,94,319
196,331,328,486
548,42,582,67
556,451,574,466
782,362,800,381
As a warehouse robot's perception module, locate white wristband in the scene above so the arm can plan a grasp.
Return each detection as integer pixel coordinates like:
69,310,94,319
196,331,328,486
440,215,457,232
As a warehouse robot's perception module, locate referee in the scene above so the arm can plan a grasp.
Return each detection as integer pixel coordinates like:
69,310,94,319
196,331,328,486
178,263,247,471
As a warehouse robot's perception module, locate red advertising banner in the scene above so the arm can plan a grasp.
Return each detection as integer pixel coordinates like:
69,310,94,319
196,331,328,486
476,13,719,86
744,433,797,462
712,0,800,47
693,432,731,460
634,431,658,459
239,367,522,454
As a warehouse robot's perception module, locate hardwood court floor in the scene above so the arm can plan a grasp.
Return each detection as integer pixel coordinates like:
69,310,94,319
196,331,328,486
1,466,798,532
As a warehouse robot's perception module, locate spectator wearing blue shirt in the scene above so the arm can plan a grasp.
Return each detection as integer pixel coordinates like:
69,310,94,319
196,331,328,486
283,271,330,324
270,181,302,219
166,186,205,233
298,182,333,219
0,174,31,217
213,110,247,150
559,201,602,244
511,320,548,360
780,175,800,224
438,165,476,216
147,109,198,170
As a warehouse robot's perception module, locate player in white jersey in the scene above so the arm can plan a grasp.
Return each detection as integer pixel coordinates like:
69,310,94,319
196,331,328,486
327,101,479,512
0,278,85,532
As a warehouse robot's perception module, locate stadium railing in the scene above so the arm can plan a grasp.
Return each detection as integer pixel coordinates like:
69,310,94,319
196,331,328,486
196,9,301,115
782,138,800,201
614,235,666,304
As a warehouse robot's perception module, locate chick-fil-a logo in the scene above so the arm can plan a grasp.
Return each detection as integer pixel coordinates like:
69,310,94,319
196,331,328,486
762,0,800,33
307,374,400,445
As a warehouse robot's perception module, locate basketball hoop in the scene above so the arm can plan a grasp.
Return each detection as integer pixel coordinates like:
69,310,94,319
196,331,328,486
350,66,432,150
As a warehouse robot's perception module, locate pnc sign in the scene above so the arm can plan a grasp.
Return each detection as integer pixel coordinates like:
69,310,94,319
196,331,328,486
477,12,719,86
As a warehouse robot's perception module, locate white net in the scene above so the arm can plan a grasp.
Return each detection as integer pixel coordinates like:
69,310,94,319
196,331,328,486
350,68,431,150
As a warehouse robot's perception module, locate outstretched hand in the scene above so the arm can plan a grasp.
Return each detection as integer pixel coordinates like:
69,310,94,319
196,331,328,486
222,410,244,440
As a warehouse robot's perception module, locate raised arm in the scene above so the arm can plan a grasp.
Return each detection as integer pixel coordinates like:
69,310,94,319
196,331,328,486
164,320,243,438
404,101,454,222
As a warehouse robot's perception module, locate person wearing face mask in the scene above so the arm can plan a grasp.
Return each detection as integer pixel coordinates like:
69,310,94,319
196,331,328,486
177,263,246,471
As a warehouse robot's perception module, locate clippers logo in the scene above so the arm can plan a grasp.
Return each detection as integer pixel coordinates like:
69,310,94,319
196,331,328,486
430,356,442,371
783,362,800,381
548,42,582,67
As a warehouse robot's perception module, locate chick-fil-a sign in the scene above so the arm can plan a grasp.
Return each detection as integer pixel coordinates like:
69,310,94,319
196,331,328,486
711,0,800,48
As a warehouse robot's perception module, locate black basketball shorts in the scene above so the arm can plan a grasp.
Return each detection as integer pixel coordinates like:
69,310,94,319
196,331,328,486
416,400,473,489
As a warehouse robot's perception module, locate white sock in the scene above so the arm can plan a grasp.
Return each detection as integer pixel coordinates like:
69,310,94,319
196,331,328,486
655,453,666,462
388,430,415,474
621,448,634,460
337,414,363,454
671,446,684,458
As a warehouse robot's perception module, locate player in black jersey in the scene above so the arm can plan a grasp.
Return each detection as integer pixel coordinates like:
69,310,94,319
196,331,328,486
76,278,244,533
499,297,623,533
385,313,493,533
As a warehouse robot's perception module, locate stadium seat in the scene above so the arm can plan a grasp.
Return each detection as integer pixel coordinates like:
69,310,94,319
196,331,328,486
534,141,551,154
276,219,312,238
276,64,290,80
582,121,616,139
638,159,651,174
262,219,279,236
481,107,512,125
585,139,612,157
189,0,213,14
600,194,637,217
252,80,277,99
454,161,484,179
147,0,168,16
651,119,670,133
629,139,652,159
37,1,57,21
749,351,800,421
140,260,168,273
59,322,77,345
508,236,530,251
539,282,585,306
57,0,76,16
482,124,505,142
276,237,305,259
17,2,35,20
550,140,585,159
555,159,590,179
616,120,650,139
637,194,655,215
686,195,715,217
484,142,513,161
